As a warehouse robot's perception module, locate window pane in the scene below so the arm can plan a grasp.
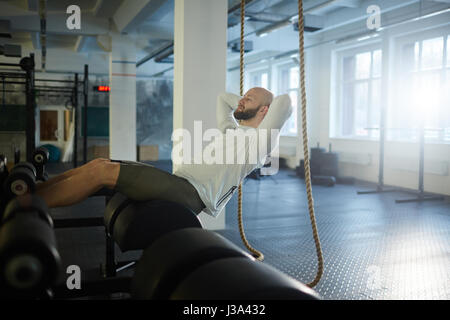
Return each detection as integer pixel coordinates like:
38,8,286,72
354,82,369,136
445,71,450,141
342,83,354,136
414,42,420,71
372,50,382,77
281,90,298,136
289,67,299,89
261,73,268,89
411,72,441,132
401,43,417,73
369,79,381,138
447,36,450,67
355,52,371,80
251,74,259,87
343,56,355,81
421,37,443,70
280,69,289,92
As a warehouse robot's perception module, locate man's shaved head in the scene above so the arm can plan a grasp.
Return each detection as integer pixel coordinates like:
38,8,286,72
249,87,273,107
234,87,274,121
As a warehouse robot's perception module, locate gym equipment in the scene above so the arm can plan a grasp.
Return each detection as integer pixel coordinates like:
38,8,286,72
0,54,36,161
32,147,49,182
395,126,445,203
1,61,89,166
319,151,339,177
0,195,61,299
171,257,319,300
310,146,326,175
131,228,250,299
298,144,339,181
132,228,319,300
14,147,20,164
0,154,7,178
3,162,37,198
312,175,336,187
51,196,205,299
358,126,445,203
103,193,203,277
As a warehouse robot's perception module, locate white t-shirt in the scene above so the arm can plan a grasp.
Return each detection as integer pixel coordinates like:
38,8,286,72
173,92,292,217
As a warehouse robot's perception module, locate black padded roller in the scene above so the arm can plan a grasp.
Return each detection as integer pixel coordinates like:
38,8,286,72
2,195,53,227
131,228,251,300
0,196,61,298
170,257,320,300
105,195,203,252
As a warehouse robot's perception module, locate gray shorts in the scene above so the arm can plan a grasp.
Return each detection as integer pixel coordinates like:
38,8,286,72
113,160,205,214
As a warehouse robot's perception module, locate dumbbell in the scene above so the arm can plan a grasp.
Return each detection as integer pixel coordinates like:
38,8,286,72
3,162,37,198
0,195,61,299
32,147,50,182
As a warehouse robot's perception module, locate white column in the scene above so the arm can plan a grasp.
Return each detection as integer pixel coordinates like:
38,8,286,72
173,0,227,230
109,35,137,161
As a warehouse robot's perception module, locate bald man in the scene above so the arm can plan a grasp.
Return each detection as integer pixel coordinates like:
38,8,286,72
31,88,292,217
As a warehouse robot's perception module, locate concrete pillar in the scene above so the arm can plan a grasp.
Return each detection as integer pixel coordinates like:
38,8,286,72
173,0,227,229
109,35,137,161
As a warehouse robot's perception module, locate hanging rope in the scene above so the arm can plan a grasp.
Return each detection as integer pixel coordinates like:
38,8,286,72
237,0,264,262
297,0,324,288
236,0,324,287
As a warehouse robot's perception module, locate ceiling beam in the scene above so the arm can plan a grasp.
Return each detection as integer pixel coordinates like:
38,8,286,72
337,0,362,8
94,0,123,18
112,0,166,33
4,13,110,35
73,35,87,52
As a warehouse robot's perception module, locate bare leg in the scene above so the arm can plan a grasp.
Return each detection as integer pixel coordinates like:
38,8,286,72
36,158,107,192
35,159,120,208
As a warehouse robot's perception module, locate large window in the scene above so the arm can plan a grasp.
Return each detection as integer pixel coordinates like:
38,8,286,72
391,33,450,142
334,47,382,139
245,69,269,92
245,65,298,136
278,64,299,136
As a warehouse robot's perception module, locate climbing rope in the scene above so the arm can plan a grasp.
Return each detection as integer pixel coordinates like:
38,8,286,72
236,0,324,288
237,0,265,262
297,0,324,288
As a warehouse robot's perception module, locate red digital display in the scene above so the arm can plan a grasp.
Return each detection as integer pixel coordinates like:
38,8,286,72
94,85,110,92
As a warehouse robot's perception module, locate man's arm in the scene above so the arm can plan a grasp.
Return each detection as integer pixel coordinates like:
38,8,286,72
256,94,293,154
216,92,241,133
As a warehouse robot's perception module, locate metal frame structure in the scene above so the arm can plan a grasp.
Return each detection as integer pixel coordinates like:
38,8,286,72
0,62,89,167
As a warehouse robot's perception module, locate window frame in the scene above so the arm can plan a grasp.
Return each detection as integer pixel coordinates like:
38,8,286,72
277,61,300,137
245,66,271,93
331,43,383,140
